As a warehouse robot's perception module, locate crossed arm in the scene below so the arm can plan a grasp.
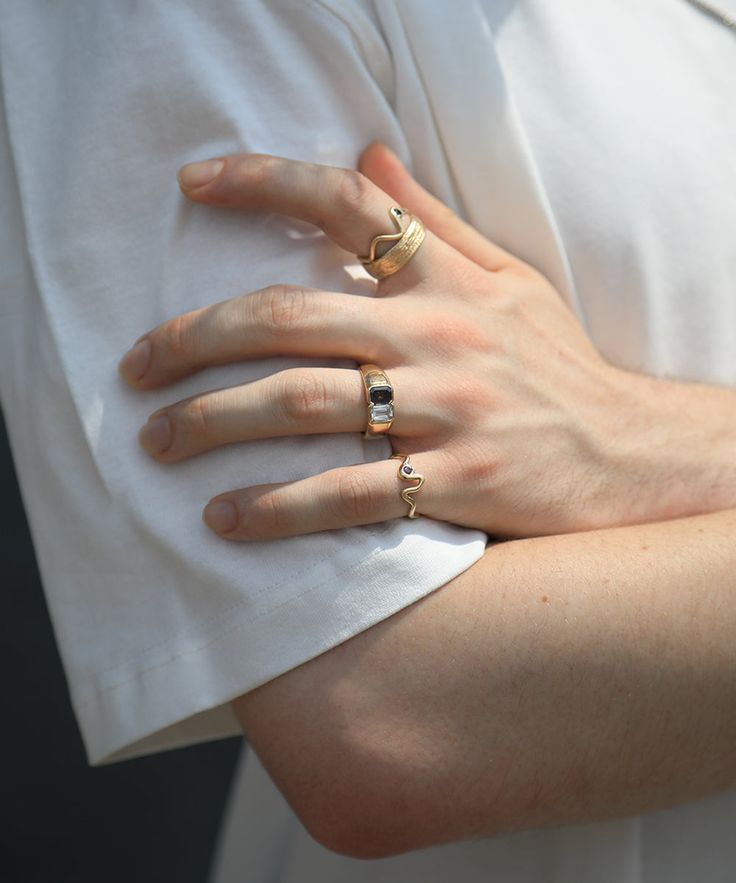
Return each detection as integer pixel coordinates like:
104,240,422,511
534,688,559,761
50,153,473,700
233,507,736,858
121,147,736,858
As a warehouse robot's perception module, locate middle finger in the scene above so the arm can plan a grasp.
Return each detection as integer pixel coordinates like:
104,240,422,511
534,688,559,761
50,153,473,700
119,285,398,389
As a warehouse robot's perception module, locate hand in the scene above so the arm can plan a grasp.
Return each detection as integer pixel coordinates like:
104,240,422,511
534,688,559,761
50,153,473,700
118,145,716,540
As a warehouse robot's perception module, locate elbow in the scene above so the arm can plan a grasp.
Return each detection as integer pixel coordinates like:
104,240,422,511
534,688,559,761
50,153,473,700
303,813,410,861
235,693,442,859
251,714,509,858
282,737,518,857
268,737,445,860
290,766,422,860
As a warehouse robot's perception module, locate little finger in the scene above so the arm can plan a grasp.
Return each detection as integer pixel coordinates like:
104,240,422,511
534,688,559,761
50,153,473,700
202,454,438,540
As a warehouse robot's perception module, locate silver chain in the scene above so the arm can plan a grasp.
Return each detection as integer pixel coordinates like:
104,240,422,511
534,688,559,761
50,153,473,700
683,0,736,31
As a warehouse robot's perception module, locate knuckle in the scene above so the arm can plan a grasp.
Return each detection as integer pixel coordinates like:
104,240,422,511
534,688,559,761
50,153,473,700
416,313,489,356
241,490,290,540
490,283,526,317
330,471,376,522
337,168,374,215
257,284,310,337
159,312,196,359
234,153,278,192
448,440,499,489
444,377,495,424
277,371,329,424
418,374,492,434
181,392,218,440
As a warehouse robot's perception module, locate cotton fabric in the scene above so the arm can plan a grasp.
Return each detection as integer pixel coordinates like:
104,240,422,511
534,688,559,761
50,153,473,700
0,0,487,765
212,2,736,879
1,0,735,880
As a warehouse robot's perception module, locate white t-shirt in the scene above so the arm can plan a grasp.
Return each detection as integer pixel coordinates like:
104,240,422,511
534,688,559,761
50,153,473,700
0,0,487,765
1,1,735,881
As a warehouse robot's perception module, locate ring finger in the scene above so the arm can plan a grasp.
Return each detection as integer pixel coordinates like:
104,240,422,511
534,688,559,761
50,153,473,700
138,366,429,461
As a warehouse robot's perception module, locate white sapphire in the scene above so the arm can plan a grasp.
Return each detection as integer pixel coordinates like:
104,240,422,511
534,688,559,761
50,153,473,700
370,403,394,423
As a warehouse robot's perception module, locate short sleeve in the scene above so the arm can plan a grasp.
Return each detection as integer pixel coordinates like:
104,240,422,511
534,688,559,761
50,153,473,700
0,0,486,764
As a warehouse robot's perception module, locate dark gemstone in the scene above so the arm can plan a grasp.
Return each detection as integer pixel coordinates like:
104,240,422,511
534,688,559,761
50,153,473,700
369,386,392,405
401,464,413,476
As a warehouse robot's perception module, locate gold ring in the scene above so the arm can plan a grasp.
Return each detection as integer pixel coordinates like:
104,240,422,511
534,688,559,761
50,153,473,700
359,206,426,280
359,364,394,438
390,454,425,519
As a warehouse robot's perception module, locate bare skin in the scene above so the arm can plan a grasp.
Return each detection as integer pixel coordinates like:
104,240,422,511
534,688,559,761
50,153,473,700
232,508,736,858
120,146,736,540
119,144,736,857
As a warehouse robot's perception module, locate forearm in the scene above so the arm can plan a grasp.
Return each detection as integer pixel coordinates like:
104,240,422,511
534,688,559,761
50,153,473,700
237,509,736,857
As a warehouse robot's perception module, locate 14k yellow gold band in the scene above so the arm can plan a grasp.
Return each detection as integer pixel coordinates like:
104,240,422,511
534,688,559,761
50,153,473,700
359,206,426,280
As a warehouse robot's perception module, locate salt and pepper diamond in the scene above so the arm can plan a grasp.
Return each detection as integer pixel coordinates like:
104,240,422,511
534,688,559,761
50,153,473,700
368,384,394,424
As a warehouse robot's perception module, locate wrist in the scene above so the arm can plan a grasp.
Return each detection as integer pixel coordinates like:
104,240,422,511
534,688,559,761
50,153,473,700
599,366,736,524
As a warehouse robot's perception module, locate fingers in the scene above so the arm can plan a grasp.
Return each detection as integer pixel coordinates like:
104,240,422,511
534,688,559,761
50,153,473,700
119,286,394,390
358,142,519,273
137,367,427,461
201,455,436,540
177,153,441,282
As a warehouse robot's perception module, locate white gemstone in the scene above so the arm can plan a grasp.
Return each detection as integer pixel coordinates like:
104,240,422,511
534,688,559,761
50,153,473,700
370,403,394,423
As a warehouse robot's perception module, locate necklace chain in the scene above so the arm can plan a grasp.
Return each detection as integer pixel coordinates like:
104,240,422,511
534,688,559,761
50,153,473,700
683,0,736,31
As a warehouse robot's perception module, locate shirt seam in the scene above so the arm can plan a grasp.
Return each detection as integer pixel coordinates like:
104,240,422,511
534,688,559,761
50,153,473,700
71,523,434,706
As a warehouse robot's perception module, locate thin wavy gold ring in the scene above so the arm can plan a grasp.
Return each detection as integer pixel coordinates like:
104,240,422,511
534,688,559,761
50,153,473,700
390,453,425,519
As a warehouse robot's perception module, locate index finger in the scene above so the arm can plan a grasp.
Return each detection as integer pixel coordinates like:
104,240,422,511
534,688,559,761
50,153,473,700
177,153,439,284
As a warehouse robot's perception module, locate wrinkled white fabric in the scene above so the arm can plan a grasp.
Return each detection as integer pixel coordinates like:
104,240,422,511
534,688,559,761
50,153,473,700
1,0,735,880
0,0,487,765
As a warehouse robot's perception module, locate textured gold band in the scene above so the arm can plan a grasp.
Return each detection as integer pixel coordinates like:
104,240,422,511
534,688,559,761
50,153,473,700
359,363,394,438
359,207,426,280
390,454,425,519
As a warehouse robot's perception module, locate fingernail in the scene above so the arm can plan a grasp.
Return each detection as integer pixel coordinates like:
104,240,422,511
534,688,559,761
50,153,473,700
119,338,151,382
204,500,238,533
177,158,224,190
139,414,172,455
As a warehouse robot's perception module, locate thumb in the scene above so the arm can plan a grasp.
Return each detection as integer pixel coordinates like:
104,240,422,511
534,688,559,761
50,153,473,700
358,142,517,273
